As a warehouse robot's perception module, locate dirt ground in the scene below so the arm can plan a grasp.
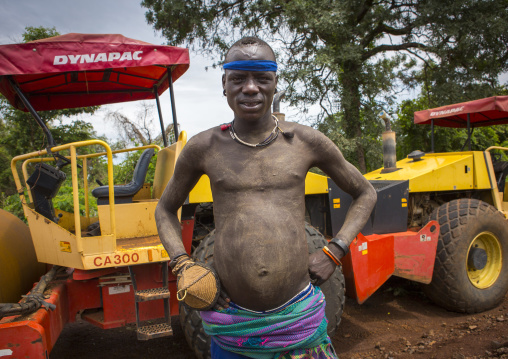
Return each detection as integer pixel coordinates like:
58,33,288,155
50,277,508,359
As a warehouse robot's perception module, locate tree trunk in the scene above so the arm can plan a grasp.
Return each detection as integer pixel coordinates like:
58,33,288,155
355,125,366,173
341,61,366,173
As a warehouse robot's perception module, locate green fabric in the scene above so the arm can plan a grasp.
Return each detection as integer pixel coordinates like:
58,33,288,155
201,286,336,358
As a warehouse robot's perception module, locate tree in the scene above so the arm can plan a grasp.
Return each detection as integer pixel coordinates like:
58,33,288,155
22,26,59,42
142,0,508,172
106,102,171,186
106,101,176,148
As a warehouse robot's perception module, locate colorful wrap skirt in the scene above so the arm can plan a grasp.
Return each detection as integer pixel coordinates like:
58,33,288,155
200,284,337,359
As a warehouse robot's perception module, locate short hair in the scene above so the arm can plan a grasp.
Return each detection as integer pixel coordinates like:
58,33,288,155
224,37,276,63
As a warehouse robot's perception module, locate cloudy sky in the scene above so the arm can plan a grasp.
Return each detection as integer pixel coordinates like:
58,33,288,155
0,0,245,140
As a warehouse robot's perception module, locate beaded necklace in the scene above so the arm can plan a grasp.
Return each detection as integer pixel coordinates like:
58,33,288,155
229,115,280,148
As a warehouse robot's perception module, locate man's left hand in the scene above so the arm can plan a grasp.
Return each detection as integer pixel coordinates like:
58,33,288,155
308,247,345,286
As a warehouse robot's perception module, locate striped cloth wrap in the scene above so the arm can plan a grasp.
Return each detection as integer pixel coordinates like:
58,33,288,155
200,285,337,359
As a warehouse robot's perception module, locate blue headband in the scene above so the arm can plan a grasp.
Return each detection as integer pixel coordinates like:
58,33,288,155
223,60,277,72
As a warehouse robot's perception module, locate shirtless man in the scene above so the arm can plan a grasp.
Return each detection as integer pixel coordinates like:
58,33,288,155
155,37,377,358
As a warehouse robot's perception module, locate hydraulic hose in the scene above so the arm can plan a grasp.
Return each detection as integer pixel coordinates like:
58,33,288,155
0,266,61,320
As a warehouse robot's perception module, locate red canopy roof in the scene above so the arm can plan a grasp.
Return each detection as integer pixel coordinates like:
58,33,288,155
0,33,190,111
414,96,508,128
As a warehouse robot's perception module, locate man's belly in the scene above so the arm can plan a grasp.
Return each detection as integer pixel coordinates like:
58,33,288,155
212,205,310,311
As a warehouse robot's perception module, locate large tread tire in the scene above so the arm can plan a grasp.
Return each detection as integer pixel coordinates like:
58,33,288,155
179,303,211,359
179,223,345,359
423,199,508,313
305,224,346,336
179,232,215,359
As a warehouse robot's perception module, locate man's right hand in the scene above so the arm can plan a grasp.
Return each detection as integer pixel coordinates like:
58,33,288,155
173,256,226,311
308,246,345,286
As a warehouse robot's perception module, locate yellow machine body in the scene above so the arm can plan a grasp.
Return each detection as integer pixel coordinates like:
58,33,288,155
188,171,329,204
364,149,507,216
364,151,491,192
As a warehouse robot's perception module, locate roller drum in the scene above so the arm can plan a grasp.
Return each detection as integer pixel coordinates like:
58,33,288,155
0,209,45,303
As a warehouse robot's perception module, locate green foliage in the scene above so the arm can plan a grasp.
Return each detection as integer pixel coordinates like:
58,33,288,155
22,26,59,42
395,97,433,158
317,111,383,173
0,138,14,195
0,94,99,155
113,154,136,185
53,186,98,217
0,192,24,221
143,0,508,172
113,150,157,185
0,95,101,197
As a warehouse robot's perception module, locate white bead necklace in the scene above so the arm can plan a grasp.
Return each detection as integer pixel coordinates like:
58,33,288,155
229,115,280,148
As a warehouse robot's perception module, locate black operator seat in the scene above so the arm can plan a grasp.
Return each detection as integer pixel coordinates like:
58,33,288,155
92,148,155,205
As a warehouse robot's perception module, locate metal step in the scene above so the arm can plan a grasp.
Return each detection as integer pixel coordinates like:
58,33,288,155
128,264,172,341
134,287,171,302
137,322,173,340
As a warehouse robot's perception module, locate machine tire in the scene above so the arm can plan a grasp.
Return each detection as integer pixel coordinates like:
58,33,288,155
179,223,345,359
179,303,211,359
179,232,214,359
423,199,508,313
305,224,346,336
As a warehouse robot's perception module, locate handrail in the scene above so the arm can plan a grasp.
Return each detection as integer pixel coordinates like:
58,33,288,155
83,157,89,219
485,147,507,213
487,146,508,153
178,131,187,147
80,144,161,159
13,140,170,250
70,145,83,251
20,144,162,205
11,140,116,249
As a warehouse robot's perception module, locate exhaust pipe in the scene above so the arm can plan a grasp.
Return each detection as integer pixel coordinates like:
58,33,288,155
379,111,399,173
272,90,286,122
